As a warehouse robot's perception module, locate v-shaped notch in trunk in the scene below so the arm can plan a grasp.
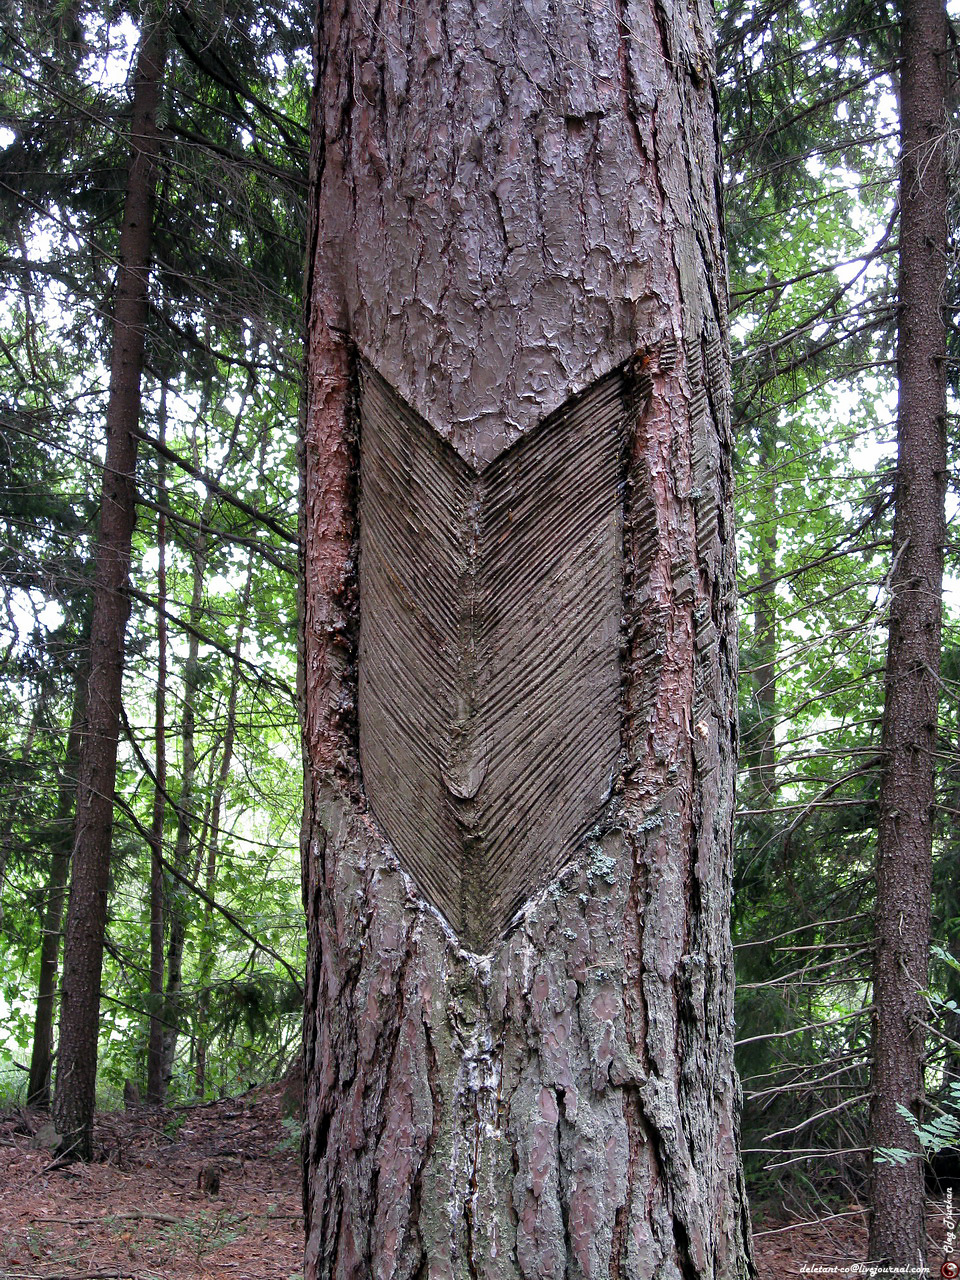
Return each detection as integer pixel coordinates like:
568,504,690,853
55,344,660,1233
357,362,628,950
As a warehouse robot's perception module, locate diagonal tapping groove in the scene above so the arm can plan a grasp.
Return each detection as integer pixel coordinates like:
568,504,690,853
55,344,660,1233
357,362,629,950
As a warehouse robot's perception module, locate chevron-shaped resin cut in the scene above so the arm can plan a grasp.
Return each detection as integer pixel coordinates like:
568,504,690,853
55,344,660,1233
357,364,627,949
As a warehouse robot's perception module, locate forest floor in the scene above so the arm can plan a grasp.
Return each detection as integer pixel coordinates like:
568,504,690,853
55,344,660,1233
748,1199,953,1279
0,1090,955,1279
0,1086,302,1280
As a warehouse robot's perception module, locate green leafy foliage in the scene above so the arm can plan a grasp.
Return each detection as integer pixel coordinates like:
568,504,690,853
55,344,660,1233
875,1084,960,1165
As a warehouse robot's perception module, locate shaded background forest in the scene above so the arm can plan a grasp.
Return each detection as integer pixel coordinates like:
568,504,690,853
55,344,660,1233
0,0,958,1223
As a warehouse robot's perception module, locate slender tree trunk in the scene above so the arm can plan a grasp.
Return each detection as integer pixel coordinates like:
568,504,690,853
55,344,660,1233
146,428,168,1106
158,651,198,1095
751,430,777,798
190,414,258,1096
158,499,209,1096
301,0,750,1274
192,797,216,1097
27,681,86,1108
868,0,949,1265
943,930,960,1092
194,550,254,1096
0,709,39,919
53,15,166,1161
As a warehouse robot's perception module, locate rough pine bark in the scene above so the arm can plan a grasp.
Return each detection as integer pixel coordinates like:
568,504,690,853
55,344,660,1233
301,0,751,1274
868,0,949,1265
53,15,166,1160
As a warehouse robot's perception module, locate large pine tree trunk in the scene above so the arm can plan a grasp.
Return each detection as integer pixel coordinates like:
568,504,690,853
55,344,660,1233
301,0,750,1274
868,0,949,1264
53,15,166,1160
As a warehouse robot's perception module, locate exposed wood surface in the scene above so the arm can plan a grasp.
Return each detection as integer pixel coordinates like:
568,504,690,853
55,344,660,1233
358,364,626,947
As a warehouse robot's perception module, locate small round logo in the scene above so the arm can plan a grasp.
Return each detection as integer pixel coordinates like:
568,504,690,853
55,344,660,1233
941,1260,959,1279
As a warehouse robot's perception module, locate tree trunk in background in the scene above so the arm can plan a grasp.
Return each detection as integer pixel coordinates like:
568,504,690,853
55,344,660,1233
27,679,86,1108
194,549,254,1097
146,432,168,1107
0,709,39,919
158,511,207,1099
751,428,778,798
869,0,948,1265
53,15,166,1161
943,932,960,1093
301,0,750,1274
159,389,249,1097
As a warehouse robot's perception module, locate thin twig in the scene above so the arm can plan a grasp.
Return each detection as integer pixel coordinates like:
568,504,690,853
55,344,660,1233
735,1005,872,1047
734,913,869,949
764,1149,871,1169
762,1093,872,1141
30,1212,180,1225
739,946,871,988
917,1020,960,1053
752,1208,868,1238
